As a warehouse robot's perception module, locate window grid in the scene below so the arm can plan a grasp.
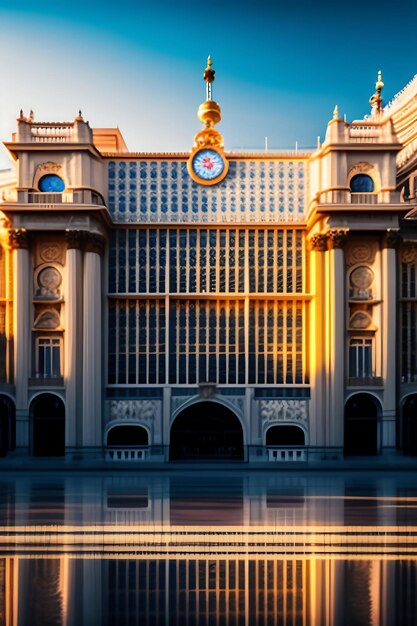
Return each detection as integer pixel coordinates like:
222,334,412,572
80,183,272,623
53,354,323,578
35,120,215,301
109,228,305,295
36,337,61,378
349,338,373,378
108,298,306,385
400,260,417,382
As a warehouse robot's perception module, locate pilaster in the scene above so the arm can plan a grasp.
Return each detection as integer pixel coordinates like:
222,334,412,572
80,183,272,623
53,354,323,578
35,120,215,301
326,229,347,449
82,233,105,448
381,230,401,449
308,234,327,449
64,231,84,448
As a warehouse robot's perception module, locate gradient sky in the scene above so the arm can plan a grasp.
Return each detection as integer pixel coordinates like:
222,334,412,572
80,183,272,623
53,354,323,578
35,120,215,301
1,0,417,168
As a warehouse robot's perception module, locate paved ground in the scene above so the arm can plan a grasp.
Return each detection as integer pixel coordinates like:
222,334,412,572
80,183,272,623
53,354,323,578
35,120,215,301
1,453,417,471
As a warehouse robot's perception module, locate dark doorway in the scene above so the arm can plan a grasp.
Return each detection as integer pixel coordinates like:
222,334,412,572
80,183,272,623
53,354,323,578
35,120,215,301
170,401,244,461
107,425,148,446
344,394,379,456
32,394,65,456
0,395,16,457
402,395,417,456
266,425,305,446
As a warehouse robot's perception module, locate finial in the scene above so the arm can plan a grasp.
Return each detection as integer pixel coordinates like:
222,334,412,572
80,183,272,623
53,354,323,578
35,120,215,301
17,109,26,122
375,70,384,92
75,109,84,122
203,55,216,101
28,110,34,123
333,104,339,120
370,70,384,116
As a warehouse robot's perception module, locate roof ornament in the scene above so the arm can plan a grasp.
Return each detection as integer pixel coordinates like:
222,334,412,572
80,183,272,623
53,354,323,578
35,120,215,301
17,109,26,122
204,55,215,101
333,104,339,120
369,70,384,117
75,110,84,122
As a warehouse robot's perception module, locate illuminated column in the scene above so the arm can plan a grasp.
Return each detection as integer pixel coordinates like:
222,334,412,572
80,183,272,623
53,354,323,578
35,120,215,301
10,230,31,448
381,231,400,451
82,233,105,448
64,231,84,449
308,233,328,452
326,230,347,451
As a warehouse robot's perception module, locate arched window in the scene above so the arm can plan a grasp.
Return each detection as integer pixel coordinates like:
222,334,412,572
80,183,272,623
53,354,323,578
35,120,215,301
350,174,374,193
266,425,305,446
38,174,65,192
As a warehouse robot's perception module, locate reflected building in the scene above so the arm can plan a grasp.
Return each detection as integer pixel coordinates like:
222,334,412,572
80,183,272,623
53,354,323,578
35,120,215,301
2,62,417,462
1,556,416,625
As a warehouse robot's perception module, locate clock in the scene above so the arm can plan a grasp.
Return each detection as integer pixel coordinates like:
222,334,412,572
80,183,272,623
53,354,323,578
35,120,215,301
187,148,228,186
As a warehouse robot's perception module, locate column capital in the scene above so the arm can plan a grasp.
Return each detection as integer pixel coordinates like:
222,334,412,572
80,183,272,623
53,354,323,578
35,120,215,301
9,229,29,250
382,229,402,250
308,233,328,252
65,230,84,250
84,232,106,255
327,229,348,250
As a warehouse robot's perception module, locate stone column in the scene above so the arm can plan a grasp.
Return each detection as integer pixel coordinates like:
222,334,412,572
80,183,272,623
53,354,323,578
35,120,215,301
308,233,328,454
326,230,347,451
64,231,84,450
10,229,31,449
82,233,105,450
381,230,401,451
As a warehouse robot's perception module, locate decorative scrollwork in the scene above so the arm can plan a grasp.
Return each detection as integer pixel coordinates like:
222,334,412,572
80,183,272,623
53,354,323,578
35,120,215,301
259,400,308,424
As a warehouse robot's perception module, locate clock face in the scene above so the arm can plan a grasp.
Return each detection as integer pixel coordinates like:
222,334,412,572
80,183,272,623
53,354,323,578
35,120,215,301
192,149,225,181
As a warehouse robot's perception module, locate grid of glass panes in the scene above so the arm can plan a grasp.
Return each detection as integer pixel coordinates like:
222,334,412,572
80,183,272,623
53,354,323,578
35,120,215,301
109,228,304,294
108,299,166,385
36,337,61,378
108,159,307,223
400,259,417,382
249,301,305,384
348,338,373,378
169,300,245,384
108,298,306,385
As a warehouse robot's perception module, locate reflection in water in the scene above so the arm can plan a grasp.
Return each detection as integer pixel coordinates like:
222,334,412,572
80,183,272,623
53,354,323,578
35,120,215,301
0,472,417,625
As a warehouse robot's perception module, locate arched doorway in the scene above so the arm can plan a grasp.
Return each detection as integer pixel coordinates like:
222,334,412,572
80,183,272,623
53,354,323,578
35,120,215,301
0,395,16,457
344,393,379,456
107,425,149,447
402,395,417,456
266,425,305,446
170,401,244,461
31,394,65,456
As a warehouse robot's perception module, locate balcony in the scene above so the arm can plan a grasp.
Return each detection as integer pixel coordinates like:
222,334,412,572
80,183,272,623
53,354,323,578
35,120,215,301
27,190,104,205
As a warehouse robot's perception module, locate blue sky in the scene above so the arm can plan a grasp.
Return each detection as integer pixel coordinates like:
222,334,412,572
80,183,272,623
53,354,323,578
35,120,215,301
1,0,417,166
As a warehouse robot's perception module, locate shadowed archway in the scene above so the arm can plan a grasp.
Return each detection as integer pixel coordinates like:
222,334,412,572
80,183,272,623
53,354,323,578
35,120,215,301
31,394,65,456
0,395,16,457
402,394,417,456
107,425,149,447
344,393,379,456
170,401,244,461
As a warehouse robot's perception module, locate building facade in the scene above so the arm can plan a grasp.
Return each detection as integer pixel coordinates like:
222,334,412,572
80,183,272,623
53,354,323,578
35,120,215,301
1,64,417,463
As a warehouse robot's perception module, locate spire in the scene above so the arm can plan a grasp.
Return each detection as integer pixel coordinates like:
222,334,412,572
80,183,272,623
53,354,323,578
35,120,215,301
203,55,215,101
197,56,221,128
333,104,339,120
369,70,384,117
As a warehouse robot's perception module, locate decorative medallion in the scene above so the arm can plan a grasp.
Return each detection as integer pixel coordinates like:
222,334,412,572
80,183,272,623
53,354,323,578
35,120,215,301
36,266,62,299
400,242,417,265
345,242,376,267
40,243,62,263
350,266,374,290
187,57,229,186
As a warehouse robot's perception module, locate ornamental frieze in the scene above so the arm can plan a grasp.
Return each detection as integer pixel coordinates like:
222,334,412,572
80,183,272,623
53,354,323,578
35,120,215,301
108,400,158,422
259,399,308,424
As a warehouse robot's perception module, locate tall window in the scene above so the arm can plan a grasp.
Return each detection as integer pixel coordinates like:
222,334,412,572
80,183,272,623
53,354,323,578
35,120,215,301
36,337,61,378
349,338,373,378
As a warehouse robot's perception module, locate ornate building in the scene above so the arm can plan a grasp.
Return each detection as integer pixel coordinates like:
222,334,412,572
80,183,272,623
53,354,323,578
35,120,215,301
1,62,417,462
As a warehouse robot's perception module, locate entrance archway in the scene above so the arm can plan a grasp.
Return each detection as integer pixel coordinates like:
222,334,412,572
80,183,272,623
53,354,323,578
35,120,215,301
402,395,417,456
0,395,16,456
31,394,65,456
170,401,244,461
344,393,379,456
